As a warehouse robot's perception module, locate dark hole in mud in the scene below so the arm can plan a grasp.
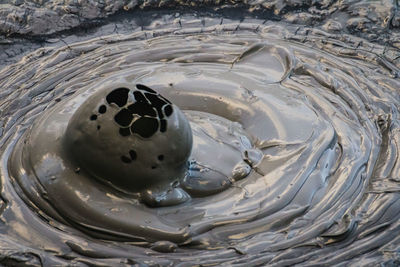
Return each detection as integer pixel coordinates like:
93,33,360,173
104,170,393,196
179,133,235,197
119,127,130,137
128,102,157,117
90,114,97,121
97,125,101,130
136,84,156,94
131,117,159,138
145,92,167,106
106,88,130,107
98,105,107,114
129,150,137,160
151,165,157,169
164,105,173,117
158,155,164,161
145,93,168,119
114,108,133,127
121,155,132,163
133,91,148,103
159,95,171,104
160,119,167,132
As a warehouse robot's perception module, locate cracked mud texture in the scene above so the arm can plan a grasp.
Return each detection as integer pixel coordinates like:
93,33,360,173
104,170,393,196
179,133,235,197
1,1,400,68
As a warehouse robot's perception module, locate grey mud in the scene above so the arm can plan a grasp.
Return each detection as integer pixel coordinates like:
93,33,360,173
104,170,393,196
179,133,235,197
0,1,399,266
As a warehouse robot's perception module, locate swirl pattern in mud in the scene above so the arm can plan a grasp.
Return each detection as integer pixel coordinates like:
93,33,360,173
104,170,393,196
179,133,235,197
0,21,399,266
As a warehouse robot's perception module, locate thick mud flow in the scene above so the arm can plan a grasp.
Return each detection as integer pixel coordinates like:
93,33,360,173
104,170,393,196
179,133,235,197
0,1,400,266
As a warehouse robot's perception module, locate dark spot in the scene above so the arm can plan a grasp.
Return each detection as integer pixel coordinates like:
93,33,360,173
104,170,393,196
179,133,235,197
136,84,156,94
145,93,167,107
127,102,157,117
164,105,173,117
151,166,157,169
121,155,132,163
160,119,167,132
55,98,61,102
133,91,149,103
97,125,101,130
119,128,130,137
158,155,164,161
98,105,107,114
75,167,81,173
144,93,167,118
131,117,159,138
159,94,171,104
168,83,173,86
114,108,133,127
106,88,130,107
129,150,137,160
90,115,97,121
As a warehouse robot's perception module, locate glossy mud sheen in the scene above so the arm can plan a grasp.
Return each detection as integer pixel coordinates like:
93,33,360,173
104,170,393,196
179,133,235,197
0,2,400,267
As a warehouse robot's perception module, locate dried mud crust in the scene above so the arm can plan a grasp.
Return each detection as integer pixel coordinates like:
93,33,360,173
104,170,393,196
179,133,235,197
1,0,400,38
1,1,400,67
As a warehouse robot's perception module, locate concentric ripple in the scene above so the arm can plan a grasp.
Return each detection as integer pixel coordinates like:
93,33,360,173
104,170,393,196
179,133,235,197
0,21,399,266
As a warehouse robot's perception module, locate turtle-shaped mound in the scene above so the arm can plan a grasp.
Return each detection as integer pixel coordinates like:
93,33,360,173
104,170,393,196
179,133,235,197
64,83,192,195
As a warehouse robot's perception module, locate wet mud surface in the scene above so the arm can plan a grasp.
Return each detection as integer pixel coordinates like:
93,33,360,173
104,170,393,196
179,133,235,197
0,1,400,266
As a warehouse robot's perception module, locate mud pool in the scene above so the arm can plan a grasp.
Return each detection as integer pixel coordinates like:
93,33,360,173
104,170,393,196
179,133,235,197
0,1,400,266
